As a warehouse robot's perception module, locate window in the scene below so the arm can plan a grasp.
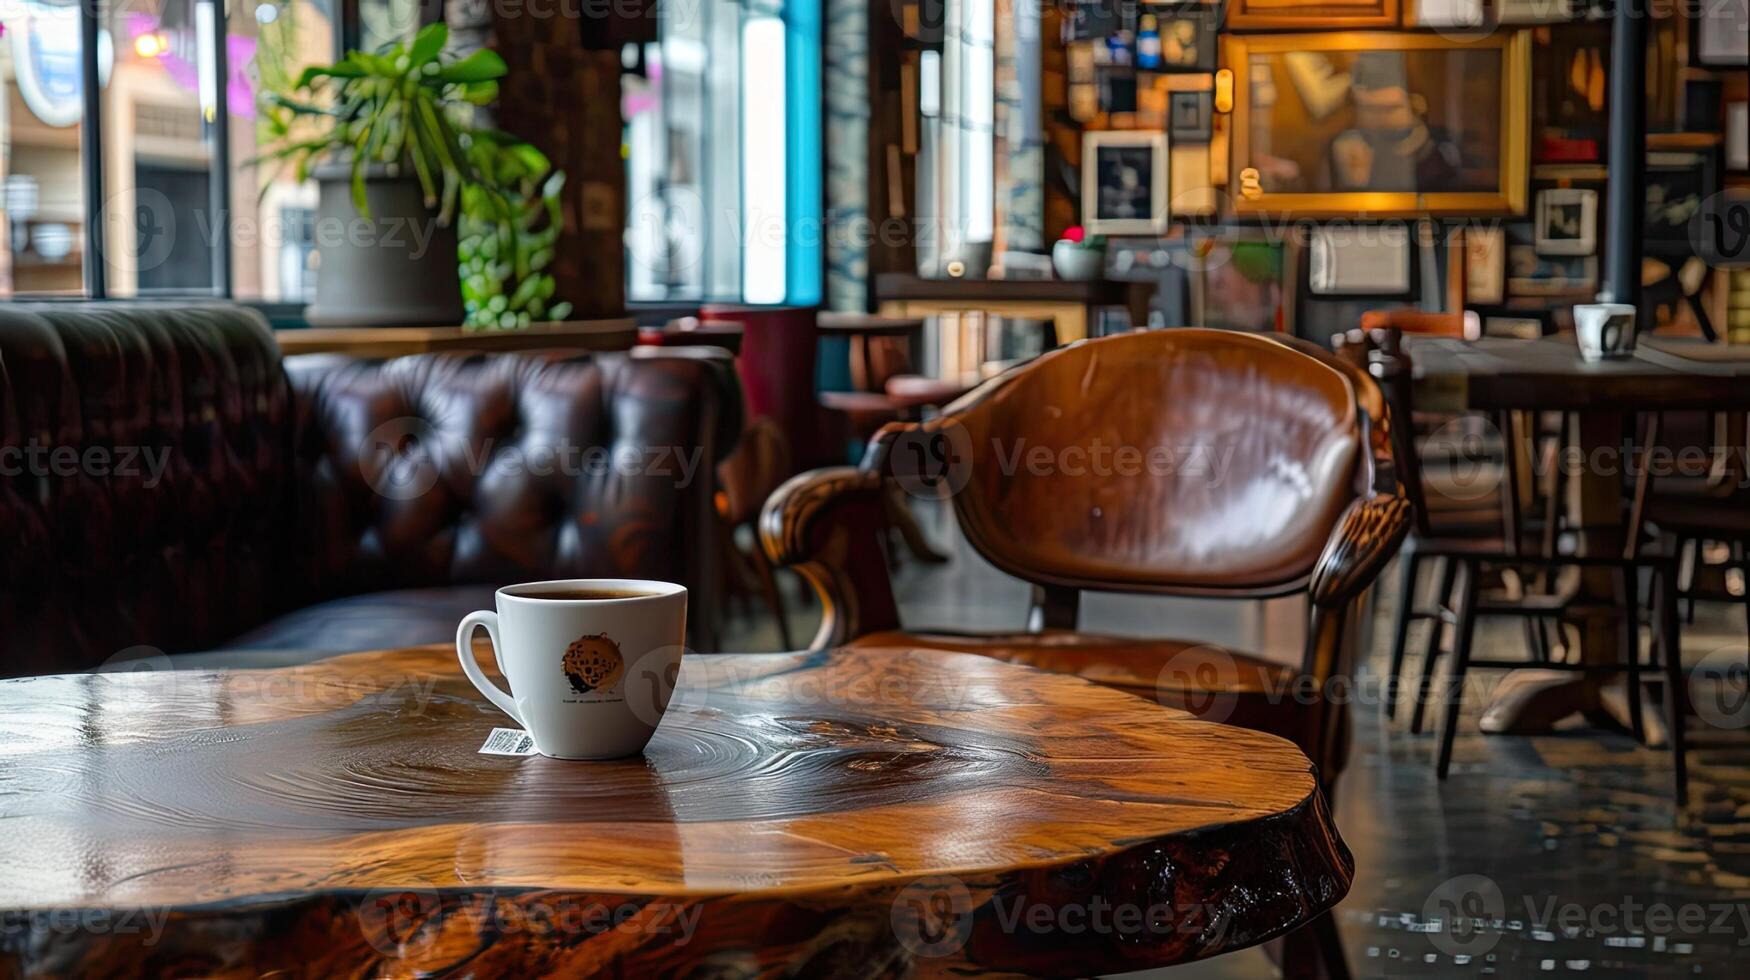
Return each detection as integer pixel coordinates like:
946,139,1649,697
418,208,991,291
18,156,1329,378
623,0,820,306
0,0,432,302
2,0,98,295
916,0,995,275
231,0,337,303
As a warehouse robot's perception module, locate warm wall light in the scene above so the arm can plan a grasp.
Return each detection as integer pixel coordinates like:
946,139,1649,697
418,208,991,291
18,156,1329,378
134,31,169,59
1213,69,1234,113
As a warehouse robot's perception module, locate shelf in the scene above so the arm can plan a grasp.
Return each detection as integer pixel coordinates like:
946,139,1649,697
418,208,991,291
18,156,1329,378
275,318,639,357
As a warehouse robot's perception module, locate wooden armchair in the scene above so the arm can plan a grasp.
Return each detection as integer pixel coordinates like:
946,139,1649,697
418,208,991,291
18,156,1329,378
759,329,1409,789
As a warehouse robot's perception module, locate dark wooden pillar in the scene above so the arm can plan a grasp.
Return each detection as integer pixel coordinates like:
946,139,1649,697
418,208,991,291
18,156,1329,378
1602,0,1646,308
489,17,630,319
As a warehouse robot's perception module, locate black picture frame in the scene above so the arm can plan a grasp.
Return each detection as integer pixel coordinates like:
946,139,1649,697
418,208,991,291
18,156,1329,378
1098,69,1139,114
1644,150,1719,258
1146,2,1219,73
1169,91,1213,143
1683,79,1723,133
1068,0,1125,41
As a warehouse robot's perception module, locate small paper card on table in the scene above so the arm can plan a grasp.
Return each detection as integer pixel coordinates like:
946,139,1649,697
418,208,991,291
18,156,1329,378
478,727,538,756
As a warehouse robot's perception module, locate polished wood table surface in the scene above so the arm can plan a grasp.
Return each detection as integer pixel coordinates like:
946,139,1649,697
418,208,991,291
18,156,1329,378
0,645,1348,977
1410,335,1750,414
1410,334,1750,735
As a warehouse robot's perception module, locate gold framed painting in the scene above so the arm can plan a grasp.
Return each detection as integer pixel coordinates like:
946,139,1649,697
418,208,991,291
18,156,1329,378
1226,31,1531,218
1225,0,1399,30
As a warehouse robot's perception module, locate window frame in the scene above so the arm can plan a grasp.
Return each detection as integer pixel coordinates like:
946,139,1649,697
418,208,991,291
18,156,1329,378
14,0,431,307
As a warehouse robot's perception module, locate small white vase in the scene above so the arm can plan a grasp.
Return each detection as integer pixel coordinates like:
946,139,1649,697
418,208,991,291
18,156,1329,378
1052,241,1105,281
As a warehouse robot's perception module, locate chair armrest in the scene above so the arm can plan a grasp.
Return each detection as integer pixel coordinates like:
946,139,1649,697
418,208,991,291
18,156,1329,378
759,466,900,648
1310,493,1413,609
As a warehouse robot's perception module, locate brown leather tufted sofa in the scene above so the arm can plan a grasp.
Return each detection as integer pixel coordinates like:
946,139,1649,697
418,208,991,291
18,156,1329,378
0,304,739,677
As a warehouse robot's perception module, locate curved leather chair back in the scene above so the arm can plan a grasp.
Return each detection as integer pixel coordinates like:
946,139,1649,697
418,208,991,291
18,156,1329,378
1267,333,1391,486
921,329,1361,596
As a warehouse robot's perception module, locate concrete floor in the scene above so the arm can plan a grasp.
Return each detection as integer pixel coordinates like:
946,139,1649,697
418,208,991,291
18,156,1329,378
719,500,1750,978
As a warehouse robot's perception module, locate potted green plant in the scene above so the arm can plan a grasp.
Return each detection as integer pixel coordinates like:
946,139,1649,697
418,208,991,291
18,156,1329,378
257,23,570,329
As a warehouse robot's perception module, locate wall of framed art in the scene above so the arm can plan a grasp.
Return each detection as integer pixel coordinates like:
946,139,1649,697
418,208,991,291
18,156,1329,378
1028,0,1750,339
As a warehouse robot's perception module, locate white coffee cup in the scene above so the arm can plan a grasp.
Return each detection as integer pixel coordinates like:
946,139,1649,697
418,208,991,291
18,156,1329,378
1573,303,1636,362
456,579,687,759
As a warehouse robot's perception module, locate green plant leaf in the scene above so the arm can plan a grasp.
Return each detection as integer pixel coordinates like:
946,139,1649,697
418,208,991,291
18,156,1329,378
408,23,449,67
295,61,366,88
435,49,508,84
458,80,498,105
350,155,370,217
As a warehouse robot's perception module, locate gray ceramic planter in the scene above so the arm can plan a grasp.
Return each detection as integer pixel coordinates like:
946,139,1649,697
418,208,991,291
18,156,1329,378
304,162,464,328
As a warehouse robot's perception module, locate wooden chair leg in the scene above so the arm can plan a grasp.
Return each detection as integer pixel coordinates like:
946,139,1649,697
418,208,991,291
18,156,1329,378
1681,536,1697,623
1524,615,1549,664
1437,561,1480,779
751,545,794,651
1741,557,1750,675
1410,557,1458,735
1277,911,1350,980
1385,550,1423,721
1658,568,1689,807
1623,565,1646,744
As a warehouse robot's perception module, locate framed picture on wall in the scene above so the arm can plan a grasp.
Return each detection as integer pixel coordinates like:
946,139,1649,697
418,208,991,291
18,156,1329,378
1728,101,1749,173
1534,188,1597,255
1508,246,1596,296
1183,230,1299,332
1308,224,1413,295
1692,0,1749,67
1225,32,1531,217
1224,0,1399,30
1149,2,1220,72
1169,91,1214,142
1495,0,1574,24
1082,131,1171,235
1405,0,1483,29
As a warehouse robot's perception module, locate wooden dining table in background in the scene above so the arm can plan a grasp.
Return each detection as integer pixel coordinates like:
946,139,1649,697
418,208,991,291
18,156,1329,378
1409,334,1750,735
0,644,1349,977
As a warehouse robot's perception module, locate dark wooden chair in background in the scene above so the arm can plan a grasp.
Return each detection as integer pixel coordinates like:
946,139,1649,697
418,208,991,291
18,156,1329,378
1360,325,1581,734
1635,412,1749,636
1367,337,1688,800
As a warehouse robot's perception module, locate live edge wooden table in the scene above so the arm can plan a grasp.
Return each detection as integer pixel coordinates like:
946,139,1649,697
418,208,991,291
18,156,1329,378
1410,334,1750,736
0,645,1348,978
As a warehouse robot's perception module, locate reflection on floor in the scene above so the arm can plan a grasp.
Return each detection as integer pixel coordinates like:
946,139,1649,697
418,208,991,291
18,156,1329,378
719,501,1750,979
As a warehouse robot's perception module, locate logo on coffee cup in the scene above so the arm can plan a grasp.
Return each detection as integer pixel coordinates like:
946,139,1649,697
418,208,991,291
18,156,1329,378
562,634,626,696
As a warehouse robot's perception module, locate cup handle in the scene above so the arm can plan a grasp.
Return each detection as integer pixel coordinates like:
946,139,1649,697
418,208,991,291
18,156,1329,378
456,611,524,726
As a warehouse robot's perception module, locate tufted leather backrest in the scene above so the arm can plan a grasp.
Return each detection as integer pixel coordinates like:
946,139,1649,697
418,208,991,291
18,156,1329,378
1,305,739,675
287,347,738,602
921,329,1360,596
0,304,294,675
